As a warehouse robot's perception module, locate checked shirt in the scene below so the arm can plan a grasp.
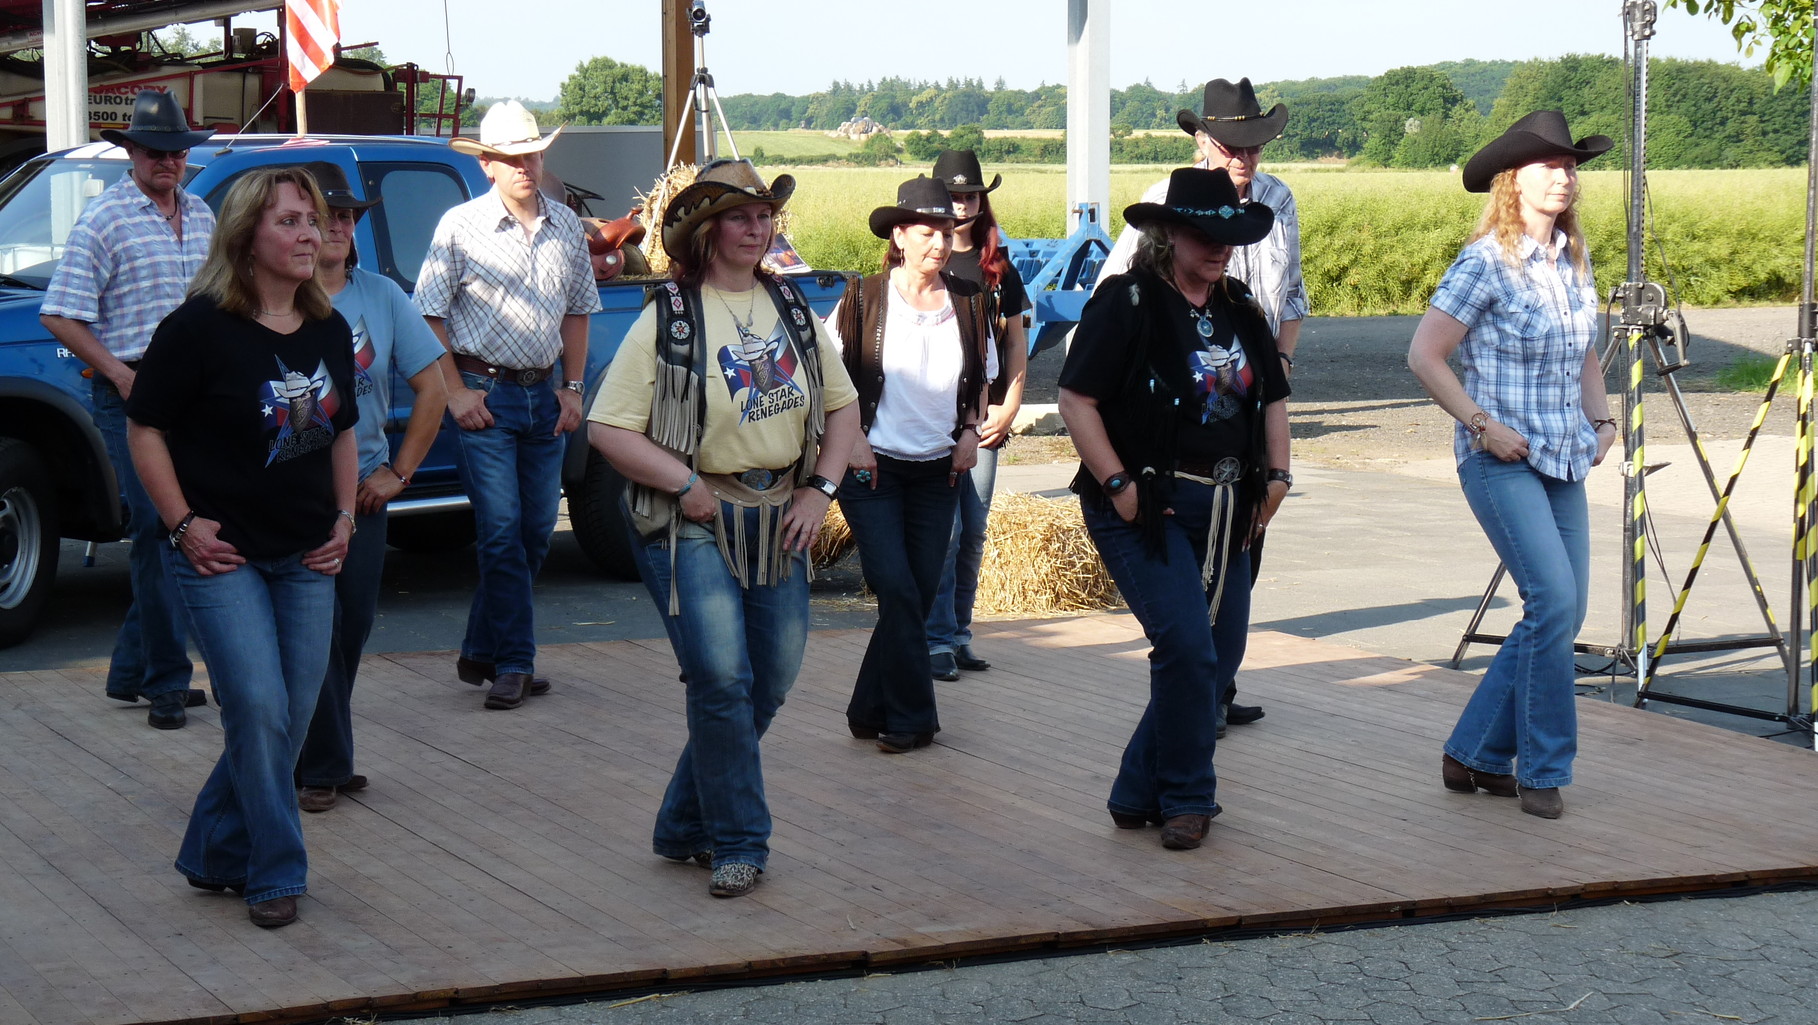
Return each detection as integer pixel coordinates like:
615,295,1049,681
414,189,600,370
1430,231,1601,481
41,174,214,360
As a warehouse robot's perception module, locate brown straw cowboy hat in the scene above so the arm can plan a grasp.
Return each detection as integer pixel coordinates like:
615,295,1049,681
1175,78,1288,150
1461,110,1613,193
660,158,795,262
868,176,958,238
1123,167,1274,247
99,90,215,152
450,100,564,158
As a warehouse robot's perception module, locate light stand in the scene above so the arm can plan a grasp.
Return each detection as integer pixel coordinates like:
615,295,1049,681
663,0,741,170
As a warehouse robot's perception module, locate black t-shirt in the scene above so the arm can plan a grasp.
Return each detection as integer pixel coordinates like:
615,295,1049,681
128,296,358,558
945,245,1032,324
1061,271,1289,471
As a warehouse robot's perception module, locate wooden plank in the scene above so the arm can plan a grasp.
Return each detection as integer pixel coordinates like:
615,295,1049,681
0,617,1815,1025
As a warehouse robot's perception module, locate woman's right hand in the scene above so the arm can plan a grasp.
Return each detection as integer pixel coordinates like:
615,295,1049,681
850,435,878,489
679,479,717,523
1480,419,1530,463
177,517,244,576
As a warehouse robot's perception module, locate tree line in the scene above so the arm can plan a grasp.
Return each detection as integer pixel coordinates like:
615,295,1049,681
542,53,1810,170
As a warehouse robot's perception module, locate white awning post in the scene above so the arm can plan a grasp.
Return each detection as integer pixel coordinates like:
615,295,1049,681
1066,0,1108,234
42,0,88,152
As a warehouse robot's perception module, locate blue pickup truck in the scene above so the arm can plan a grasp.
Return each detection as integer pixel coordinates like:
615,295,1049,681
0,134,849,648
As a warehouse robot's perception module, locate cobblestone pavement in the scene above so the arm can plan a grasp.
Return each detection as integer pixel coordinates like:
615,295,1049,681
425,889,1818,1025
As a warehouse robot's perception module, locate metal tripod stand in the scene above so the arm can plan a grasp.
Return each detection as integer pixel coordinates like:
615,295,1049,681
663,0,740,170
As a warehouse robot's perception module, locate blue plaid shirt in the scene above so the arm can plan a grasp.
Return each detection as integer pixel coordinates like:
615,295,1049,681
1430,231,1600,481
41,173,214,361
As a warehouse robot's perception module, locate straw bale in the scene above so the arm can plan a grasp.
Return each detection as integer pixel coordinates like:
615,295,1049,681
812,500,855,568
974,491,1120,615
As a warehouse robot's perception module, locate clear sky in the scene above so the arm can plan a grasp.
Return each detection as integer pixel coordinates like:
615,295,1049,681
323,0,1758,104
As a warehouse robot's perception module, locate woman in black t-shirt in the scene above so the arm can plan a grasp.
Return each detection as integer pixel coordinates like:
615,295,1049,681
128,166,357,929
1059,168,1290,853
924,150,1032,680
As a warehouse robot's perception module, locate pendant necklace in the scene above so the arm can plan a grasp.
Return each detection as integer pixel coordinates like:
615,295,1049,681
715,286,763,347
1188,302,1215,339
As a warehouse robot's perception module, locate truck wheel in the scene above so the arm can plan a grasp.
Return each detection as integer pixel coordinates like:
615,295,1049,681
0,438,59,649
385,510,476,553
568,450,640,580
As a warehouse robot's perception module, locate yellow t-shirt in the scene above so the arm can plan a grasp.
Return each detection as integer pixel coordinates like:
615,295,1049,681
588,283,857,475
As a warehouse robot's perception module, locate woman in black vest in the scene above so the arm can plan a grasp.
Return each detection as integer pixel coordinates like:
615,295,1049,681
1060,168,1291,852
830,176,991,754
589,159,861,898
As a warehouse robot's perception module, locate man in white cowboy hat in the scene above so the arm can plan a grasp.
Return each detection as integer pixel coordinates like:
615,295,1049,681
1100,77,1307,735
416,99,602,712
41,88,216,730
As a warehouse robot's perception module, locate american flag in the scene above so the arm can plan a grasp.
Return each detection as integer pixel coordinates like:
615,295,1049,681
286,0,341,94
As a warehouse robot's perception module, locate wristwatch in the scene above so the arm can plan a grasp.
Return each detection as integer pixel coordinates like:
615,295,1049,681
1266,469,1293,488
1102,471,1132,496
562,380,585,395
804,474,839,499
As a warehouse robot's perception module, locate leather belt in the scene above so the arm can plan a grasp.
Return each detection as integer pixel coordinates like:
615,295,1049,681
1176,456,1246,485
453,353,555,386
737,467,794,491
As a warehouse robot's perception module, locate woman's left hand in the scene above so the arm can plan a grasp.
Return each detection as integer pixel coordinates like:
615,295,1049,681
782,488,833,552
1253,479,1290,542
304,515,354,576
1592,421,1618,466
949,430,980,482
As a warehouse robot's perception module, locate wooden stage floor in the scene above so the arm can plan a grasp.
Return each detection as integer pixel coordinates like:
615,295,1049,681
5,614,1818,1025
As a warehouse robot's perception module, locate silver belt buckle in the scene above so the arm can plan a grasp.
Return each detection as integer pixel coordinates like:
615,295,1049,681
1212,457,1243,485
739,468,778,490
514,368,543,386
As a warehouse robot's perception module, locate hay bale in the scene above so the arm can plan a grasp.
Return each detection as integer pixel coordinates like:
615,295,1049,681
812,500,855,569
974,491,1119,615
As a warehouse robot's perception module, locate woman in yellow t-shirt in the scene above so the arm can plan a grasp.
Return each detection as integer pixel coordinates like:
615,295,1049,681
587,159,859,899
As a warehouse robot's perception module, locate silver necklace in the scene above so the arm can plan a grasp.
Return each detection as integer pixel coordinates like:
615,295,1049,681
1188,303,1216,339
714,286,761,341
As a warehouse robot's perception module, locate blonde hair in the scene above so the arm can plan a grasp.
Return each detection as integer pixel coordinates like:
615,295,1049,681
190,166,333,320
1472,167,1589,276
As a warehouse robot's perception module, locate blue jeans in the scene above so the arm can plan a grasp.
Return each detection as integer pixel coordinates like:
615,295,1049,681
167,549,335,905
927,443,999,654
94,381,192,700
841,453,960,736
1447,452,1589,789
452,374,565,676
634,504,810,870
1083,479,1252,821
296,508,387,787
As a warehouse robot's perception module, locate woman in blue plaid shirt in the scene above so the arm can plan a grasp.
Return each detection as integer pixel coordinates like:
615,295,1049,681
1407,112,1619,821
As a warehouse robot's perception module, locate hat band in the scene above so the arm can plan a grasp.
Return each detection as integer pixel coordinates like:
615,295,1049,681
905,205,951,215
1205,113,1265,122
1175,205,1243,219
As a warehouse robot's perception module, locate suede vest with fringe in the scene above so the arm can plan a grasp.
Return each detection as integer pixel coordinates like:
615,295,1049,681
628,275,825,613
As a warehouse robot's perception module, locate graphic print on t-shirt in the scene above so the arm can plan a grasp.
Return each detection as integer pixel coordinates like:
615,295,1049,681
1190,341,1254,425
718,322,806,424
348,313,375,398
259,356,342,466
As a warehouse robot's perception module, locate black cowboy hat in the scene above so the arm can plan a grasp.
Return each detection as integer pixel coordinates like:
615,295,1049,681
1123,167,1274,247
1461,110,1613,193
868,176,958,238
1175,78,1288,150
302,161,379,211
99,90,216,152
661,158,795,262
931,149,1000,194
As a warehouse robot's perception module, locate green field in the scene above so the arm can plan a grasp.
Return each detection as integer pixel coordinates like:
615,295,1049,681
761,164,1808,316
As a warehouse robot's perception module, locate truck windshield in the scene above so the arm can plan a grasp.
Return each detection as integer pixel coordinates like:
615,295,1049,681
0,158,139,289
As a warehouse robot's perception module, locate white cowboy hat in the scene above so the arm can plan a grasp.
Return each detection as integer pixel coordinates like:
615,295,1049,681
450,100,563,158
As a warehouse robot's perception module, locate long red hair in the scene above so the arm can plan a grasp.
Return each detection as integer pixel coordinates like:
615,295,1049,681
967,192,1007,290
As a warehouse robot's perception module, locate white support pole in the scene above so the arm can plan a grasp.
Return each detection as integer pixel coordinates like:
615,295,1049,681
42,0,89,152
1065,0,1108,233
